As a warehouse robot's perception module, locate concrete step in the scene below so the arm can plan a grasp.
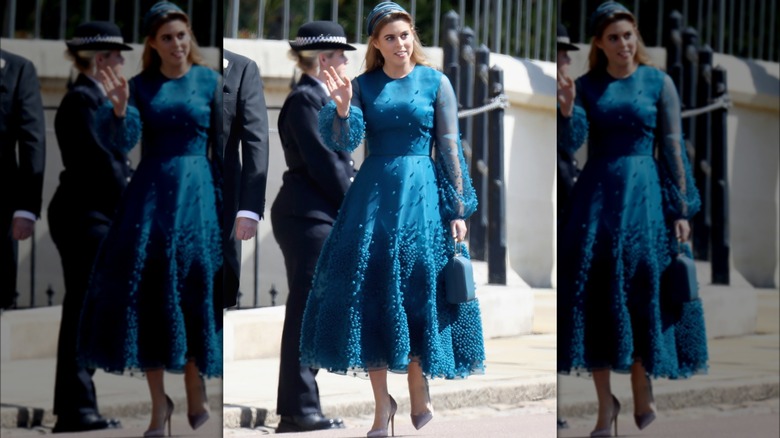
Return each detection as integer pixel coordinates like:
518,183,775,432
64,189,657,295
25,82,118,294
1,260,761,362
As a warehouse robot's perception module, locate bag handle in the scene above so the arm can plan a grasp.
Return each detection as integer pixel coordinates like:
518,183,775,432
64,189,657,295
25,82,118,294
452,238,462,257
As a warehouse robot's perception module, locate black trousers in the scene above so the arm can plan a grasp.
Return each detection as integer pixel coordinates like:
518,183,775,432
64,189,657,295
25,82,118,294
1,210,18,309
48,199,110,417
272,212,333,417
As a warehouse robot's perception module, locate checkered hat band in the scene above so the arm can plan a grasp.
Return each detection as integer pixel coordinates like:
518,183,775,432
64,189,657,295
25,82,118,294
70,35,125,45
294,35,348,45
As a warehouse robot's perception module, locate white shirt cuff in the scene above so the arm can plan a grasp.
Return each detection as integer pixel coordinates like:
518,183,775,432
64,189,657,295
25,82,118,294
236,210,260,222
13,210,37,221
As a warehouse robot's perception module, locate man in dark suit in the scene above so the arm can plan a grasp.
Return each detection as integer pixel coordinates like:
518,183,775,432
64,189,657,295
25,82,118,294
0,49,46,311
557,22,582,229
221,49,270,309
271,21,357,433
48,22,131,433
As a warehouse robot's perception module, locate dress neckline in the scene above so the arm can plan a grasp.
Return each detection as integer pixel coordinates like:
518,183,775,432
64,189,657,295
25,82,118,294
604,63,641,81
380,64,417,80
158,63,194,80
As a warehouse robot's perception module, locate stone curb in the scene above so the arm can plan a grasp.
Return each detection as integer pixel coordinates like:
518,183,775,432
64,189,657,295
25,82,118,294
0,394,224,430
558,378,780,419
222,378,557,429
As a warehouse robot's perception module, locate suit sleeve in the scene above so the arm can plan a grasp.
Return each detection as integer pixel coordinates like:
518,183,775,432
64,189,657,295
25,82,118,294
13,59,46,217
284,91,352,208
54,90,129,202
236,60,269,218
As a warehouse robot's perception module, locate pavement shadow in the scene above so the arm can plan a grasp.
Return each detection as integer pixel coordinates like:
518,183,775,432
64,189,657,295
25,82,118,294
0,403,44,428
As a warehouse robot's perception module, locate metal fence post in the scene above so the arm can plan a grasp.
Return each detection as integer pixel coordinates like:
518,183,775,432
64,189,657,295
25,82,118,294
681,27,703,259
666,10,684,94
487,66,506,285
470,44,490,261
442,11,460,98
681,26,699,152
458,27,476,161
710,66,730,284
694,44,713,261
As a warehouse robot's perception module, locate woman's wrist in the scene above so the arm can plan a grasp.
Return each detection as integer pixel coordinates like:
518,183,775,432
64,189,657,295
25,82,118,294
559,105,573,118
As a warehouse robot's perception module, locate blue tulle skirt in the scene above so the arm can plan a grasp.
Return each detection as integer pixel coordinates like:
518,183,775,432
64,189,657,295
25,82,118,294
299,154,485,379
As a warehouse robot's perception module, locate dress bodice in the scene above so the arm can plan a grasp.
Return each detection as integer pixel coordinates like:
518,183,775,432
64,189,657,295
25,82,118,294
578,65,663,158
356,68,438,157
558,64,700,220
317,65,477,221
130,65,217,158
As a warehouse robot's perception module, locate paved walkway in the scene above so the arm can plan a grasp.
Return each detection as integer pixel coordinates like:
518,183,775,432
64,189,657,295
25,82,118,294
1,288,777,437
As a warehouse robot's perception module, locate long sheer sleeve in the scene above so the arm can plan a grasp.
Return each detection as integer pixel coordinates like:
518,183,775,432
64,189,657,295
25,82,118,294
94,79,141,155
209,76,224,205
656,74,700,220
318,78,365,152
433,74,477,221
557,82,588,155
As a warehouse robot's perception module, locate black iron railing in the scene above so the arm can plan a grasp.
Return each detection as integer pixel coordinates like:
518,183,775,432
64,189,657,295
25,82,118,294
224,0,558,62
559,0,778,62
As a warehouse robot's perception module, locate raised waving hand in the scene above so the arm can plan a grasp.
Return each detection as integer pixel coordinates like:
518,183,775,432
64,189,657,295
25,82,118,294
322,66,352,118
557,71,576,118
98,66,129,118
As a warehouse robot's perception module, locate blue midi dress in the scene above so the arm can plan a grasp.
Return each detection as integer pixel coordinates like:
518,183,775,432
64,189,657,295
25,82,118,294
299,65,485,379
77,65,223,378
557,65,708,379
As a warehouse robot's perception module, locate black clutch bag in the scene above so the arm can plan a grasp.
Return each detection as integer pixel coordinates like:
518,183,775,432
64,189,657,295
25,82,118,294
444,239,476,304
661,241,699,304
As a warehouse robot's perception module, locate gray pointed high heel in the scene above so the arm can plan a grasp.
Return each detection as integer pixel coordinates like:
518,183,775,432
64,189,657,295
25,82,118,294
634,374,656,430
143,394,173,437
410,377,433,430
187,374,210,430
367,394,397,437
590,394,620,437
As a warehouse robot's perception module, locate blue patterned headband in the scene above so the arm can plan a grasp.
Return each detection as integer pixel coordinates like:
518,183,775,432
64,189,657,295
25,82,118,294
588,1,633,37
366,2,409,37
143,1,187,36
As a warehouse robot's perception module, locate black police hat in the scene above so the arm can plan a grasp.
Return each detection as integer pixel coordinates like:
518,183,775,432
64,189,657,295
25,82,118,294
66,21,133,52
289,21,356,52
557,23,579,52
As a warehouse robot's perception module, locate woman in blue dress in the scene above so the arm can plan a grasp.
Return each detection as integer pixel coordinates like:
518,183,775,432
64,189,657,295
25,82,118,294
299,2,485,437
77,2,220,436
557,2,708,437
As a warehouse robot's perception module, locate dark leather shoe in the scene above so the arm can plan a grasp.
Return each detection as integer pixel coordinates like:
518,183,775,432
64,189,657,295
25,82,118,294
52,412,122,433
276,413,345,433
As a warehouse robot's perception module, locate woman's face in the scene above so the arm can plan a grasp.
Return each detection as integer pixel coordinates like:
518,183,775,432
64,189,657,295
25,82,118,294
321,49,349,77
96,50,125,75
149,19,191,68
596,19,637,69
372,18,414,70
